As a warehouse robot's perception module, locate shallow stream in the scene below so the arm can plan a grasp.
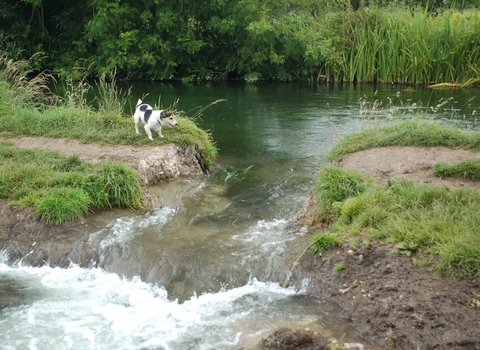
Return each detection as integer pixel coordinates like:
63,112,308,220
1,82,478,349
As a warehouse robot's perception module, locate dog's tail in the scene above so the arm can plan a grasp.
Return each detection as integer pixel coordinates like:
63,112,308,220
136,99,142,108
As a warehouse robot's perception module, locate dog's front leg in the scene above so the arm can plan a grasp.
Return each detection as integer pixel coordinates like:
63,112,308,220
157,126,164,138
144,125,155,141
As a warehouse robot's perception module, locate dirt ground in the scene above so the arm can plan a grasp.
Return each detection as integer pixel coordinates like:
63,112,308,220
1,138,480,350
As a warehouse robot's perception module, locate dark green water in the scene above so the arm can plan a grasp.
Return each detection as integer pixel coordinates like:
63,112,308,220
126,82,479,219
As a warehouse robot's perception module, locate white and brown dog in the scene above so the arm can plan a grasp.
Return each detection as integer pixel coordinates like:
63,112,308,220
133,99,178,140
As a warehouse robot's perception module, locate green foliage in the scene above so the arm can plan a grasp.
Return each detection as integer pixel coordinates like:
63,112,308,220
2,0,478,83
434,159,480,181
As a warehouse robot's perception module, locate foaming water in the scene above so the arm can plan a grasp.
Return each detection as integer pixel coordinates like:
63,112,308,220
0,263,356,350
88,207,177,249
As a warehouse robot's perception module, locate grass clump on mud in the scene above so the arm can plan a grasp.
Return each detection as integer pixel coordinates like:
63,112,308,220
327,118,480,161
0,142,144,224
311,120,480,277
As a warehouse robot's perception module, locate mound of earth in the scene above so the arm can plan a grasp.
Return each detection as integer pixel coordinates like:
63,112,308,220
336,146,480,190
283,146,480,350
0,136,204,185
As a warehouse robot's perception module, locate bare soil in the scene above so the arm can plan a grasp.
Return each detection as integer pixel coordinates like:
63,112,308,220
1,138,479,350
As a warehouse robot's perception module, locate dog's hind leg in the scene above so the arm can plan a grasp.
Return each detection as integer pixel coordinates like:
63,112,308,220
134,114,141,134
133,99,143,134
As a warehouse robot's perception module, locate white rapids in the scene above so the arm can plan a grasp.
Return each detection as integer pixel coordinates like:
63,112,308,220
0,262,328,350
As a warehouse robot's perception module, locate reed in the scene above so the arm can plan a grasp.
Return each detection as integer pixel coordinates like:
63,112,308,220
332,6,480,84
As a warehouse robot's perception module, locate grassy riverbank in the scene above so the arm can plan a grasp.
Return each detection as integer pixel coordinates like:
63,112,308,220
0,54,217,225
311,119,480,277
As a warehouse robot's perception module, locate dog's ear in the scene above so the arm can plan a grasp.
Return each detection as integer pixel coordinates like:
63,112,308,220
160,111,166,118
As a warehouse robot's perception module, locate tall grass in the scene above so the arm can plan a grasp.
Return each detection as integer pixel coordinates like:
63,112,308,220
328,6,480,84
0,52,59,110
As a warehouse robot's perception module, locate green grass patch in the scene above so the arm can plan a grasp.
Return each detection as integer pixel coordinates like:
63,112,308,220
0,141,144,224
313,164,480,277
328,119,479,161
434,159,480,181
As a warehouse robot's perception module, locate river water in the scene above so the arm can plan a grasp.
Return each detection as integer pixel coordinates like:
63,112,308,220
1,82,478,349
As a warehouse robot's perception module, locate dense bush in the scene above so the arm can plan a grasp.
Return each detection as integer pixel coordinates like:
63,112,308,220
1,0,478,84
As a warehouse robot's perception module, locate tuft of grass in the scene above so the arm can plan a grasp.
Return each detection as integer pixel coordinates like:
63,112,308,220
36,188,90,225
434,159,480,181
310,232,341,256
333,263,345,273
95,161,144,209
0,142,144,224
314,165,374,221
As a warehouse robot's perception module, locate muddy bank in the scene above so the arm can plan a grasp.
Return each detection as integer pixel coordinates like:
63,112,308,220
281,242,480,350
0,137,206,264
265,146,480,350
0,136,204,185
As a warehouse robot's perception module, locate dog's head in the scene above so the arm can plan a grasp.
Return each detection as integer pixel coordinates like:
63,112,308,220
161,110,178,128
